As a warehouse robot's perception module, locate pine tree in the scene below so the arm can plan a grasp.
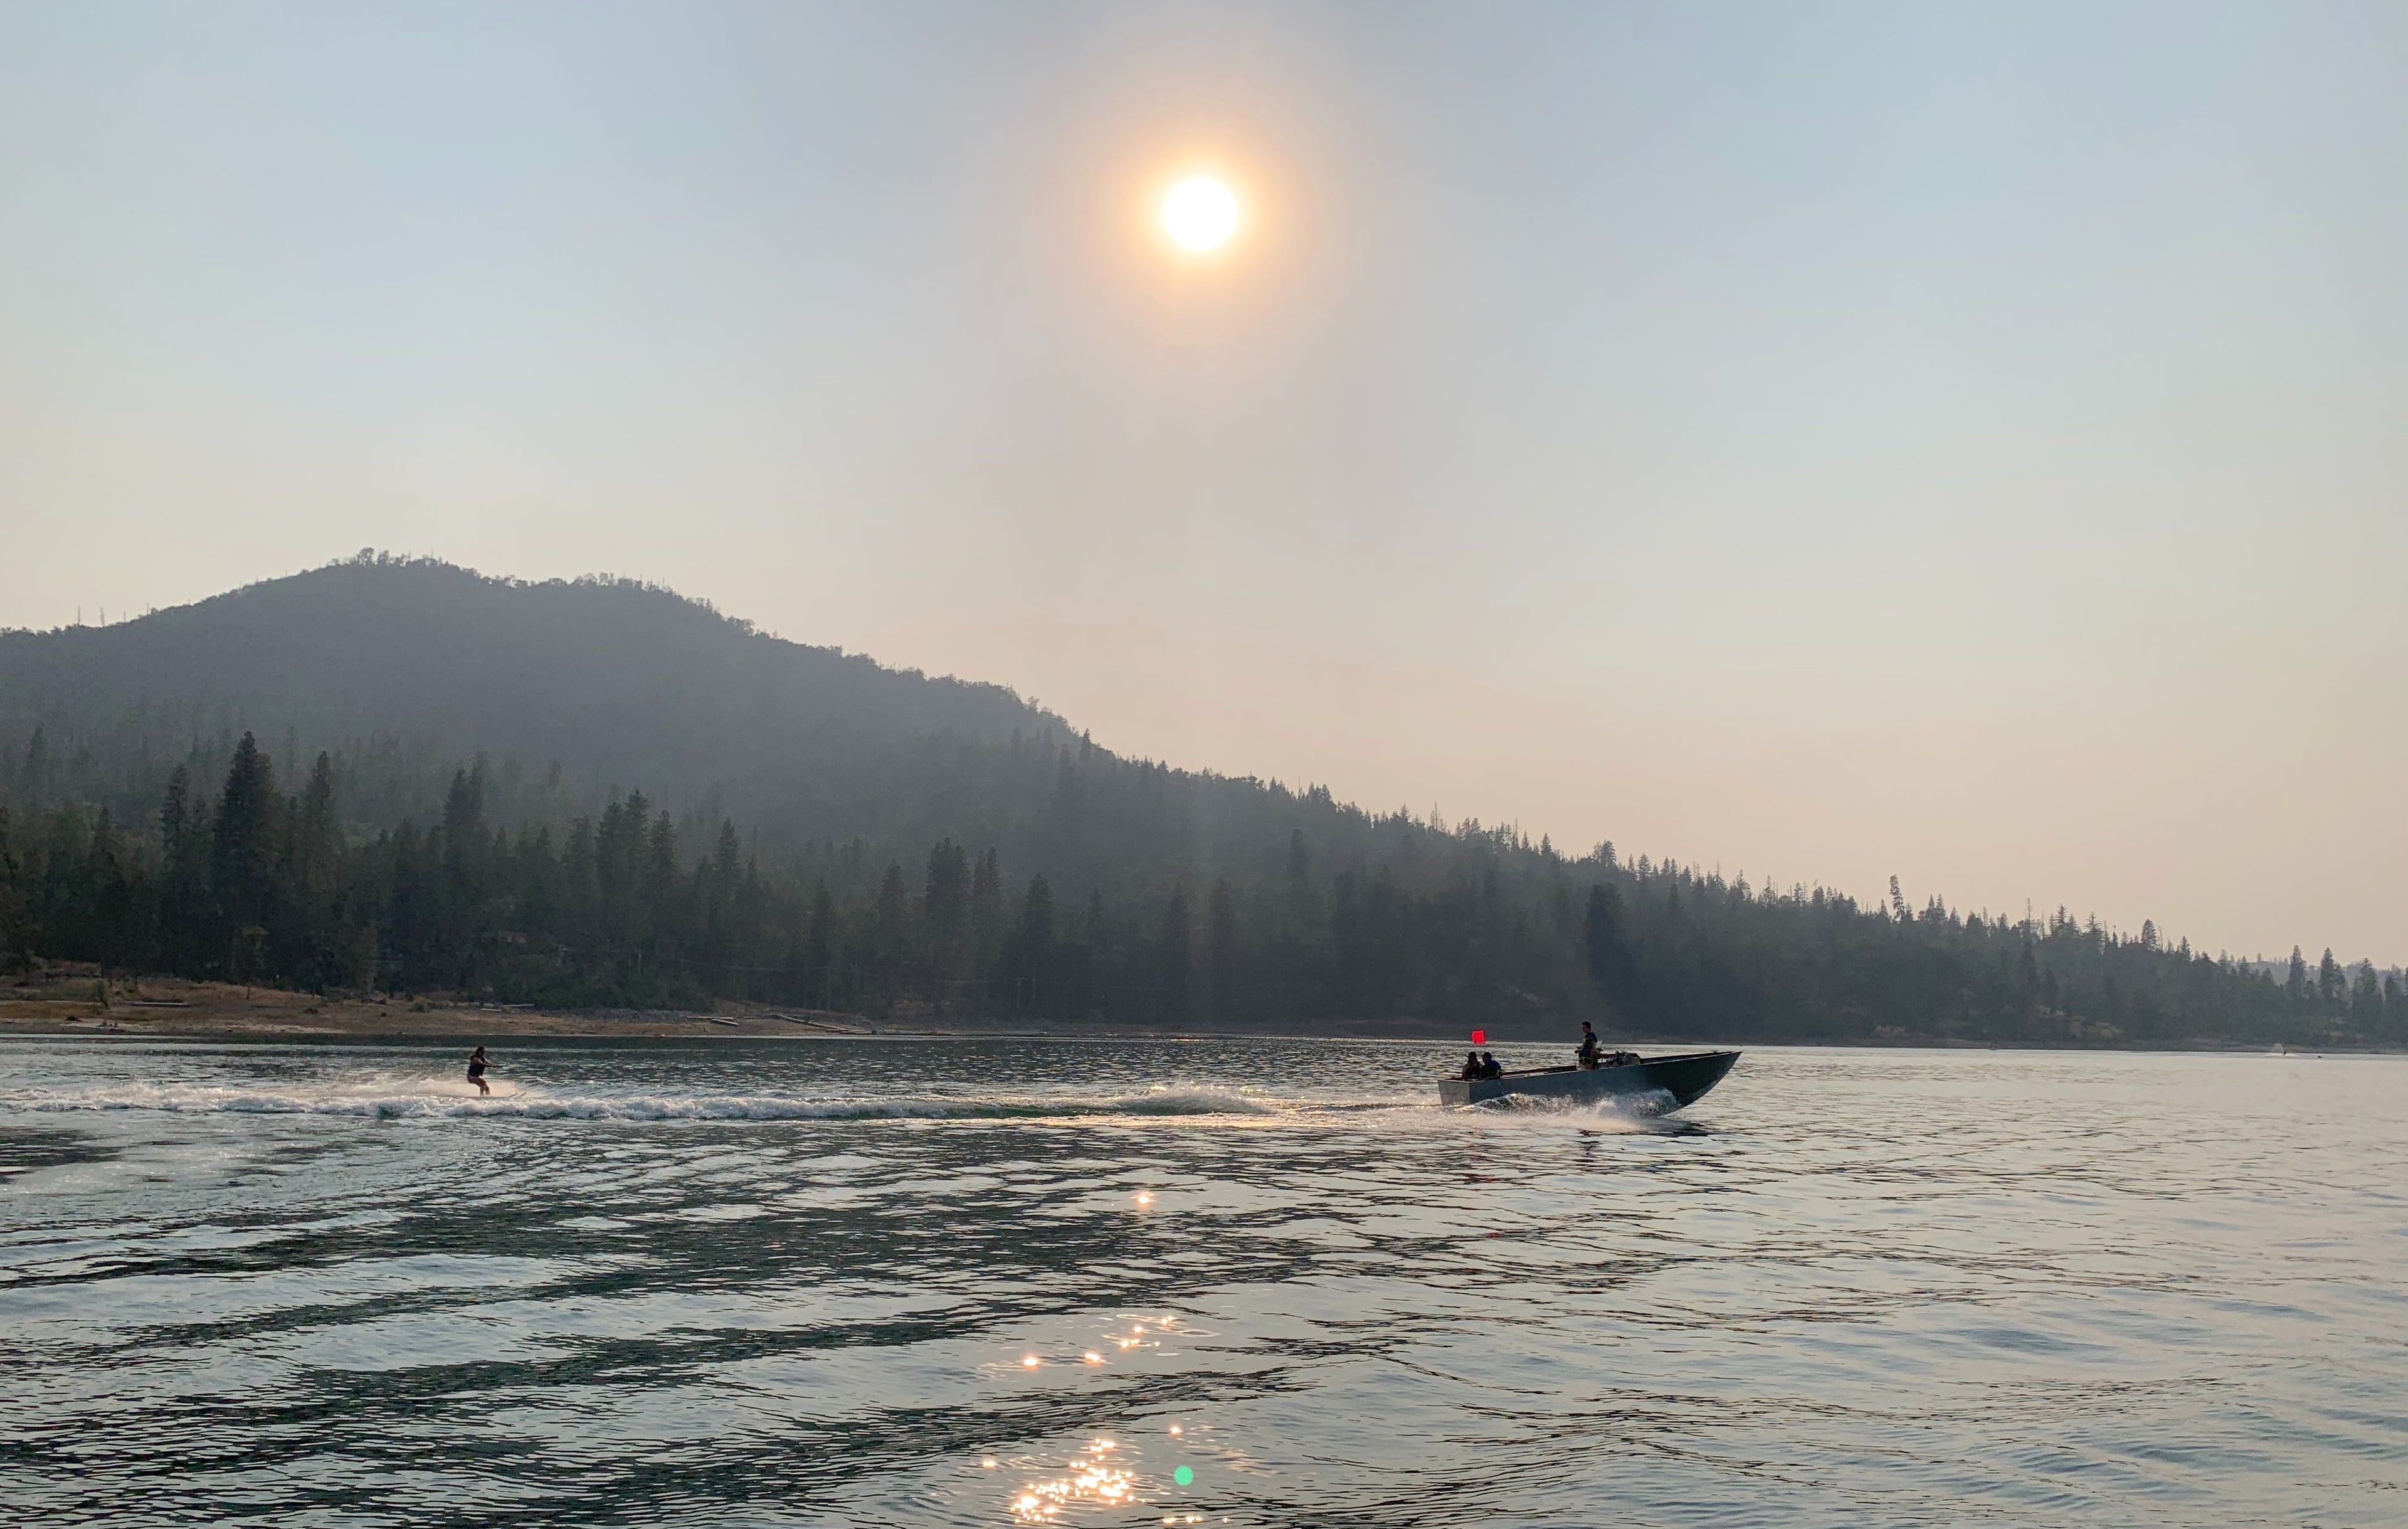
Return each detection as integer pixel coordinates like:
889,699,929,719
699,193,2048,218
157,766,209,973
1156,886,1191,1024
0,807,22,965
921,840,968,1012
969,847,1003,970
1584,882,1633,1014
923,840,968,937
292,754,339,899
1081,889,1110,1017
872,863,911,1002
642,811,679,968
2350,961,2383,1029
85,809,146,970
802,881,835,1007
437,766,490,988
1007,876,1056,1013
1206,877,1238,1023
700,818,744,991
211,733,279,980
287,753,343,988
595,794,644,953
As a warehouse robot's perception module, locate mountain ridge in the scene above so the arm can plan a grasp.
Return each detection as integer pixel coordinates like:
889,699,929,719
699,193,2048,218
0,555,2396,1047
1,552,1060,803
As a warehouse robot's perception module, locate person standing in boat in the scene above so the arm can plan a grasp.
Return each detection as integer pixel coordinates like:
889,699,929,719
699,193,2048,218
466,1045,492,1096
1576,1023,1603,1070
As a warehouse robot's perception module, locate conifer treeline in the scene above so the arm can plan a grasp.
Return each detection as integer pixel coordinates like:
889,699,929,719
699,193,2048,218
2,730,2400,1047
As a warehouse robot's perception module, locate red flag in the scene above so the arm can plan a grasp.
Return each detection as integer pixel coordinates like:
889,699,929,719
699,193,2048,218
1471,1029,1486,1046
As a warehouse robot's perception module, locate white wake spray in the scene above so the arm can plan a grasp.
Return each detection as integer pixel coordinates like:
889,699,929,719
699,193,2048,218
0,1076,1292,1123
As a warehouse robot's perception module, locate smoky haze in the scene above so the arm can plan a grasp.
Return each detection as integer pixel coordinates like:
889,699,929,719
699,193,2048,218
0,1,2400,963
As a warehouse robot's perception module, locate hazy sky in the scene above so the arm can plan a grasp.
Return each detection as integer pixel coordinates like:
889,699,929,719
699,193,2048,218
3,2,2402,961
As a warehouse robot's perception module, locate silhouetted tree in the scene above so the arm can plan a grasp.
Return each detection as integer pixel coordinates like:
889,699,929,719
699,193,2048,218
210,733,278,980
1205,877,1238,1024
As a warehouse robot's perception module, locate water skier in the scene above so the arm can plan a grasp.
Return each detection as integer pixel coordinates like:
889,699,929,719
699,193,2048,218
467,1045,491,1096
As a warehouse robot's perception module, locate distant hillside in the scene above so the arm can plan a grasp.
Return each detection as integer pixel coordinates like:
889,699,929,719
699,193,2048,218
0,553,1054,833
0,554,2397,1047
0,554,1462,909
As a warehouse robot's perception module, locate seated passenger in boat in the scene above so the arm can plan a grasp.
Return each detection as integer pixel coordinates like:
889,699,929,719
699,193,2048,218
1479,1051,1504,1079
1459,1050,1483,1080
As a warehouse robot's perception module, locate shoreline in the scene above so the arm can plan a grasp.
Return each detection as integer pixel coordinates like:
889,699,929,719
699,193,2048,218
3,975,2392,1054
1,1016,2392,1057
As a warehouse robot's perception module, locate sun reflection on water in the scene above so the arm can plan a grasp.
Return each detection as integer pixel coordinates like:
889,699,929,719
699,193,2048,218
1006,1440,1137,1523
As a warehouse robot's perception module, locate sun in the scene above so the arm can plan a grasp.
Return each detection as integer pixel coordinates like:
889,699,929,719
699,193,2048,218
1161,176,1238,251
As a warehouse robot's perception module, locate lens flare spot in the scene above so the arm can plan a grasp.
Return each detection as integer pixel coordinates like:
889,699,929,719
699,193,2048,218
1173,1465,1195,1487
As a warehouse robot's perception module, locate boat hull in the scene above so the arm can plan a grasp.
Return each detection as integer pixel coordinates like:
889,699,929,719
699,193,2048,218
1437,1049,1740,1113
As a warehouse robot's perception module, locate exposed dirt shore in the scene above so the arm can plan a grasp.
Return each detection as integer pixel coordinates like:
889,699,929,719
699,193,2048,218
12,969,2335,1052
0,970,1462,1045
0,972,889,1043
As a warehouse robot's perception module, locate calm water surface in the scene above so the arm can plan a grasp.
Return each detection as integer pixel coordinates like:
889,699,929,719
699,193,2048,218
1,1038,2402,1526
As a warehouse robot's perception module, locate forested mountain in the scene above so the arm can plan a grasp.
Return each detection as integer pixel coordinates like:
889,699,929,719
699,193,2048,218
1,555,2399,1046
0,553,1051,846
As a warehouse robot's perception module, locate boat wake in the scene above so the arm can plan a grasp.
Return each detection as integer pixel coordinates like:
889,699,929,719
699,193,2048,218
1476,1086,1682,1120
0,1077,1292,1123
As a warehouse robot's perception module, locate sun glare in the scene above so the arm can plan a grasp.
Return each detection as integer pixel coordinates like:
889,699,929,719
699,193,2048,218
1161,177,1238,251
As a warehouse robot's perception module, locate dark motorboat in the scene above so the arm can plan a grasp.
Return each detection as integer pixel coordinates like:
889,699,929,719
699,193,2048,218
1439,1049,1740,1113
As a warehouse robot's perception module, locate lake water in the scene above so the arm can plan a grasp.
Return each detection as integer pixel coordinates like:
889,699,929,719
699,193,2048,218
1,1037,2402,1526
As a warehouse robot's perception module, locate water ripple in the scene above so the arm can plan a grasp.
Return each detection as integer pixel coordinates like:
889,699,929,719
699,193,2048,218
1,1039,2402,1526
